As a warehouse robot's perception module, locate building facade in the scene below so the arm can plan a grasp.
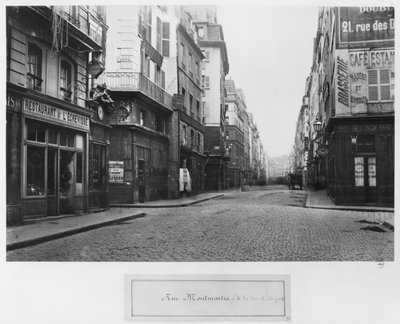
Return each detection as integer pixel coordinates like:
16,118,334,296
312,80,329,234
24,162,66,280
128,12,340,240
102,5,174,203
225,79,245,188
172,8,206,195
304,7,394,206
186,7,230,191
6,6,108,225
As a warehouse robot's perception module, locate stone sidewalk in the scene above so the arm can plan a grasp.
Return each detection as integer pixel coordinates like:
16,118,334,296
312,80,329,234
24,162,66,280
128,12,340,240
306,190,394,228
6,192,224,251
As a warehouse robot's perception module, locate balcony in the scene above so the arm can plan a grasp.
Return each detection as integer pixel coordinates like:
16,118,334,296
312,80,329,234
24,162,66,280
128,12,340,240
103,72,172,110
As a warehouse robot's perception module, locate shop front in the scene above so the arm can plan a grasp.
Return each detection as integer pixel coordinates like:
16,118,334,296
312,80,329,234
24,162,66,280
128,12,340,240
7,89,91,224
327,116,394,206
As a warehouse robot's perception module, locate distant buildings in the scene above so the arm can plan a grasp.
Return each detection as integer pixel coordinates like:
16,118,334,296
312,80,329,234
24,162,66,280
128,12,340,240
292,6,394,206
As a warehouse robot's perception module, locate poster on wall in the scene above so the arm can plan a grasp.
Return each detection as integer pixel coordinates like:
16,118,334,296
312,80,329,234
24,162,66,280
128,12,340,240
109,161,124,183
348,49,395,114
338,7,395,46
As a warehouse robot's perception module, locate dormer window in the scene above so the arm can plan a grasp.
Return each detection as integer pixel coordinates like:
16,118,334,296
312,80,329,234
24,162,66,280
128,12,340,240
27,43,43,91
60,60,72,102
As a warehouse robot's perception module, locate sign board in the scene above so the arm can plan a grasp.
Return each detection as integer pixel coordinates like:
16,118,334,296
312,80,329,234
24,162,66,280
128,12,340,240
334,50,350,116
23,98,90,131
338,7,394,46
109,161,124,183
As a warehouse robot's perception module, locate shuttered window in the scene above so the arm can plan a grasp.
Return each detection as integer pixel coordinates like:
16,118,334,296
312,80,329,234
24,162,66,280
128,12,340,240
368,69,391,101
162,21,170,57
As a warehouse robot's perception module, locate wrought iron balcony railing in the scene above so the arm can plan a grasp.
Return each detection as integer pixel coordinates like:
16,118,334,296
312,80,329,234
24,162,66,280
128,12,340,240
103,72,172,109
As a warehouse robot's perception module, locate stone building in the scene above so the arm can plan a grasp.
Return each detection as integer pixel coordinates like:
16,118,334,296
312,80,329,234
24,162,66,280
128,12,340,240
6,5,108,225
224,78,245,188
306,7,394,206
185,6,230,191
102,5,174,203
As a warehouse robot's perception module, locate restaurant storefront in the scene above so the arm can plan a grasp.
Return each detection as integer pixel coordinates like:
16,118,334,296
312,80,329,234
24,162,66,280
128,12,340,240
6,87,91,225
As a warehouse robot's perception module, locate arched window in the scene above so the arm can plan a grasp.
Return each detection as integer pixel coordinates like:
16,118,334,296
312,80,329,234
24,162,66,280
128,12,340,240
27,43,43,91
60,60,72,102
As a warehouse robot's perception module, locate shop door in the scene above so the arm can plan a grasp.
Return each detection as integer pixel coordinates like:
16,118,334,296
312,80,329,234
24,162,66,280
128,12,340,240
59,150,75,214
354,156,378,203
138,159,145,203
89,144,107,209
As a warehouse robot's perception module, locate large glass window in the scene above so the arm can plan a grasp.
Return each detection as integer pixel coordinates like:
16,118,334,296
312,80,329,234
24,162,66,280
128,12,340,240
368,157,377,187
27,146,45,196
354,157,364,187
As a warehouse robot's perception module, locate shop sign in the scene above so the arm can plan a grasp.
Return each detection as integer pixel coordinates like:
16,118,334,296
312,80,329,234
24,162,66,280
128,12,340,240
7,94,22,111
109,161,124,183
338,7,394,45
23,98,90,131
334,50,350,116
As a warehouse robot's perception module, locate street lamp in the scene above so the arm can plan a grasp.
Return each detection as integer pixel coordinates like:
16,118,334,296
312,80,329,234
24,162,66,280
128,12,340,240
313,119,323,133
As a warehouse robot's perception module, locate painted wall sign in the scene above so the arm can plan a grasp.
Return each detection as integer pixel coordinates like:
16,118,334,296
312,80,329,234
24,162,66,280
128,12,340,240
338,7,394,45
335,50,350,116
109,161,124,183
7,94,22,111
23,98,90,131
349,50,395,68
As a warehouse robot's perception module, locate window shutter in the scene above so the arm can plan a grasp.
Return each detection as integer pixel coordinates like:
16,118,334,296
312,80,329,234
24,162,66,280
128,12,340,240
162,22,170,57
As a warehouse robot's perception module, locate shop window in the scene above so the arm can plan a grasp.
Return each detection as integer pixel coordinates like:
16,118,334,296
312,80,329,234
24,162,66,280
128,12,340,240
26,120,45,143
368,69,391,101
76,152,83,195
48,128,58,144
368,157,377,187
27,43,43,91
354,157,364,187
60,130,75,147
47,149,56,195
60,60,72,102
26,146,45,196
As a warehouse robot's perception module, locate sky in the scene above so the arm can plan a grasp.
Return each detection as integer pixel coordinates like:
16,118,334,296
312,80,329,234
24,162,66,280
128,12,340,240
217,5,319,158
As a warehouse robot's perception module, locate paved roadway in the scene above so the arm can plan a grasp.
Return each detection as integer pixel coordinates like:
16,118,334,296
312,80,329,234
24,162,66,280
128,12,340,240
7,186,394,261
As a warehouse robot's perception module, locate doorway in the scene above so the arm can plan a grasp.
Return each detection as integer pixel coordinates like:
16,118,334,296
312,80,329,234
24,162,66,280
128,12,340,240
354,156,378,203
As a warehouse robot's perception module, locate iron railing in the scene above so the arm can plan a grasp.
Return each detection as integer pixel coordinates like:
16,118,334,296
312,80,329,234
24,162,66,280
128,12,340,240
103,72,172,109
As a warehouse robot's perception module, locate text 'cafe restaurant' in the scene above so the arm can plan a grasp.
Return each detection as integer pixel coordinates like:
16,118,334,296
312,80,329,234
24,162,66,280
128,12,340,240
7,88,92,226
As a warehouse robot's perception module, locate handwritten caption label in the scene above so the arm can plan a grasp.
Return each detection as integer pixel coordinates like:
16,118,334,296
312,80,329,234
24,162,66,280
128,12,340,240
125,275,290,321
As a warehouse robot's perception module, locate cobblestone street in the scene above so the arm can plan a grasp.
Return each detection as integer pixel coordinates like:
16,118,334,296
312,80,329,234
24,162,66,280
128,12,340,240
7,187,394,262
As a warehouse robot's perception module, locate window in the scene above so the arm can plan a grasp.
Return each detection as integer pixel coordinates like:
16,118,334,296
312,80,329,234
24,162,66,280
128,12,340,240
189,53,193,78
205,51,210,61
27,43,43,91
156,17,162,52
198,26,204,38
140,109,145,126
181,87,186,109
195,61,200,79
180,43,185,69
26,120,45,142
155,113,164,133
190,129,194,148
161,70,165,89
189,94,193,113
155,65,161,86
162,21,170,57
205,76,210,89
144,56,151,78
146,7,152,43
60,61,72,102
196,100,200,119
368,69,391,101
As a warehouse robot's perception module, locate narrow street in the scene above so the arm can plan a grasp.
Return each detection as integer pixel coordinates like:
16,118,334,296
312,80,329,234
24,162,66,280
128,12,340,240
7,186,394,262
